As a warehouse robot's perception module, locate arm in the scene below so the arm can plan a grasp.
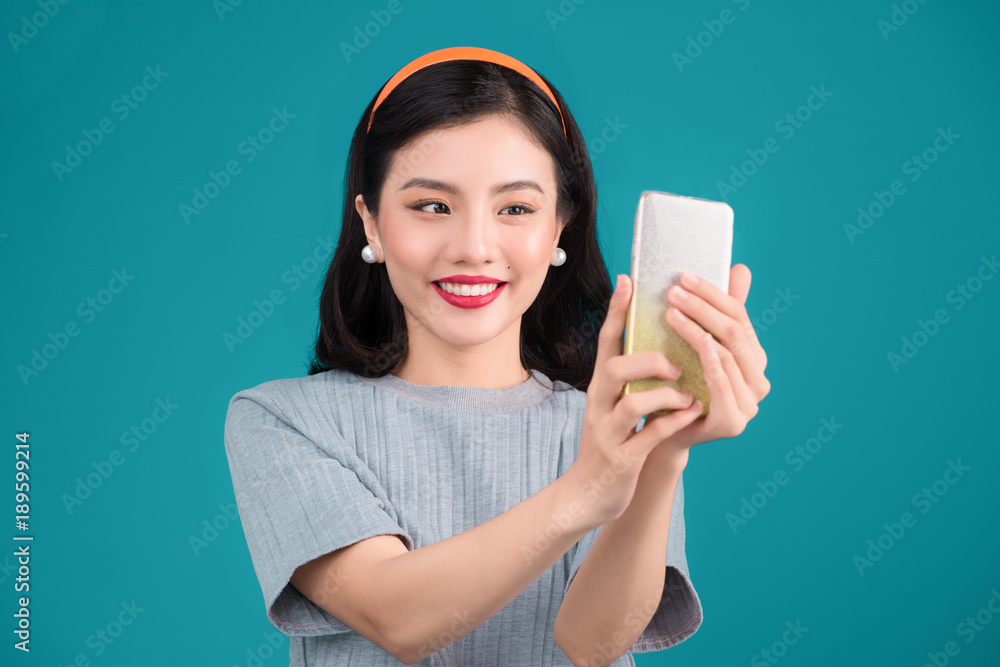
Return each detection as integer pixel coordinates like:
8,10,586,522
553,451,687,667
348,472,598,664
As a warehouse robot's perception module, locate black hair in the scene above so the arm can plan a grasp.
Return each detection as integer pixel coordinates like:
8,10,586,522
306,58,612,392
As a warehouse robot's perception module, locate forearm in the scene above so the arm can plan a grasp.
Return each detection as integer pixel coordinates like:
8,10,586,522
554,455,686,667
372,470,598,663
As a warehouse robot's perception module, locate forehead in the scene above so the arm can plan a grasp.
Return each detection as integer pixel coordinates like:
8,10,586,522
386,115,556,188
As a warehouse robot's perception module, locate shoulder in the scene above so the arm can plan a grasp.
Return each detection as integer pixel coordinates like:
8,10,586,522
533,374,588,447
545,375,588,415
224,368,361,431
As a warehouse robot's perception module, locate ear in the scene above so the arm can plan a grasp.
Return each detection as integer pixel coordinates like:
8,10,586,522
553,215,567,249
356,194,381,250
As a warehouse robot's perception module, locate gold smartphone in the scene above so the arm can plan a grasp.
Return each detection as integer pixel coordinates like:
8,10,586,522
621,191,734,417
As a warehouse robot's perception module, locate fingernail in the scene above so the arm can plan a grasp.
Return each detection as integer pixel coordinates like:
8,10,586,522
616,274,623,290
690,400,702,411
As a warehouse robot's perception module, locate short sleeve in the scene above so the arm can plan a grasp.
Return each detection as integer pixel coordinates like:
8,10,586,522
223,389,414,637
563,456,703,652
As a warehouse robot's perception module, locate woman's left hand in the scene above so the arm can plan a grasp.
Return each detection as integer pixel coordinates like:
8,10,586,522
644,263,771,468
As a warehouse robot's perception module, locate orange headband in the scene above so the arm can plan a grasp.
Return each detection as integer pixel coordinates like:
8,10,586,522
366,46,568,136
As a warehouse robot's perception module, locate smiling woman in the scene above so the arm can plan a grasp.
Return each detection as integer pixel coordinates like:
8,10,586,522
223,46,704,667
319,47,606,391
351,113,573,384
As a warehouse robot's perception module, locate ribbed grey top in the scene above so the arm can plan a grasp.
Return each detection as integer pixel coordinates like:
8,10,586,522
223,367,702,666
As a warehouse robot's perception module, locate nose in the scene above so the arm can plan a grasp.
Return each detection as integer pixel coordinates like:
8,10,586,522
445,205,497,266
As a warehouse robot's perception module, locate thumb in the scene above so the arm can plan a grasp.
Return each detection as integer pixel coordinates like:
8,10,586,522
613,273,632,306
595,274,632,369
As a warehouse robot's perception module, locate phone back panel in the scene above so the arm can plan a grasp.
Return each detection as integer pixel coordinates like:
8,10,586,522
622,190,734,415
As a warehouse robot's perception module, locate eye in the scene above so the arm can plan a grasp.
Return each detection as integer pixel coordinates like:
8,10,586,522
408,201,537,216
409,200,450,215
502,204,537,216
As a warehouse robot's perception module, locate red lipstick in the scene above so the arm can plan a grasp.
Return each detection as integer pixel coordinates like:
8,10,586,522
432,276,507,310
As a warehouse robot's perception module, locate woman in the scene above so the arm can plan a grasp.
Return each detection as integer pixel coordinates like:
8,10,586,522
224,45,770,666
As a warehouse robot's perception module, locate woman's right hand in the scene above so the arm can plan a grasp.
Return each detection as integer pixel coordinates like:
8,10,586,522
567,274,705,528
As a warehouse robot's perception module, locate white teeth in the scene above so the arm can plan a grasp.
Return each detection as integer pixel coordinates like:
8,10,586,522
437,282,499,296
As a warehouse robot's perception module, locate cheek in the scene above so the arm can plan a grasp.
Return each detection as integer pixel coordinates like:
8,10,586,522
513,229,555,263
383,224,434,277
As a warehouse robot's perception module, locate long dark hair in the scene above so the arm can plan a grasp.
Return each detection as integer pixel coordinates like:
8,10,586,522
306,58,612,392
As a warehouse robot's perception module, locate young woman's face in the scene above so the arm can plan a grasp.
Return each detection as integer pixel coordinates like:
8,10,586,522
356,114,566,356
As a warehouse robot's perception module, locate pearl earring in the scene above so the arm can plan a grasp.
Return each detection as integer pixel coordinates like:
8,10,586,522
361,244,379,263
551,247,566,266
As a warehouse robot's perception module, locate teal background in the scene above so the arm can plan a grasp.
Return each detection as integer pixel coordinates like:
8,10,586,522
2,0,998,664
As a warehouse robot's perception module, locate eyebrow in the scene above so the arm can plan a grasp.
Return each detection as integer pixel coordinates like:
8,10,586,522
399,177,545,196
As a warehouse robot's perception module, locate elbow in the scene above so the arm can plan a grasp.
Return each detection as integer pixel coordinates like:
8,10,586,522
378,618,423,665
554,624,586,667
555,626,612,667
559,646,611,667
382,637,418,664
556,643,593,667
392,648,421,666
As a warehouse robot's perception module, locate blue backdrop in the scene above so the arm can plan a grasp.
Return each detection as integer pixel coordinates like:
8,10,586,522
3,0,998,665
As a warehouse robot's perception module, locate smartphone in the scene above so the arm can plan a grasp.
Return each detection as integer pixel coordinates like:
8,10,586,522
621,191,734,417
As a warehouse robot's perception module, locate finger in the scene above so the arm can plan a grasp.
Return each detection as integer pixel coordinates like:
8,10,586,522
666,284,762,382
728,264,752,306
678,268,762,367
679,270,745,322
697,331,739,426
593,273,631,375
727,265,767,372
666,306,739,420
610,384,694,435
597,349,679,417
714,341,758,418
623,399,704,459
